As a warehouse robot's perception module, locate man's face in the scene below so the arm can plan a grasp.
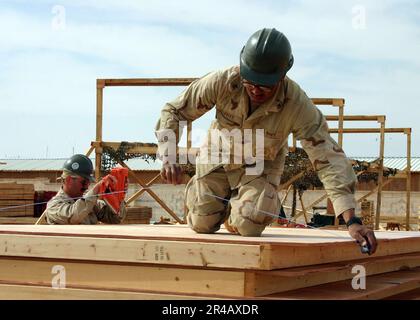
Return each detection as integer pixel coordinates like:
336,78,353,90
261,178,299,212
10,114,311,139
63,175,91,198
242,79,279,104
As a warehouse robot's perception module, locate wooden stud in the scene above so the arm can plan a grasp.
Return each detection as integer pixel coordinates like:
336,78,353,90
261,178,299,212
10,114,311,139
187,121,192,150
95,81,104,181
329,128,407,133
0,257,246,297
85,145,95,158
102,78,197,87
406,130,412,230
325,115,385,121
118,161,183,224
375,120,386,230
0,283,213,300
297,194,309,224
125,174,161,205
337,105,344,147
311,98,345,107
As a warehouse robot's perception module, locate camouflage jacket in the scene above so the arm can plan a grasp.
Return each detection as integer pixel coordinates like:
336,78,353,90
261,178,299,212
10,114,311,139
44,188,126,225
155,65,357,216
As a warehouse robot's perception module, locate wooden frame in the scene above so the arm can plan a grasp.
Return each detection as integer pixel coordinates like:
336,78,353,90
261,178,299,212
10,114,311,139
289,115,384,225
91,78,195,224
289,123,412,231
91,77,350,224
91,78,412,229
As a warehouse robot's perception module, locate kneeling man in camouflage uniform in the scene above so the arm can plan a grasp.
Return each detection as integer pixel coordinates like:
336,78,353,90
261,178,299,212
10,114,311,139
44,154,126,225
155,28,377,253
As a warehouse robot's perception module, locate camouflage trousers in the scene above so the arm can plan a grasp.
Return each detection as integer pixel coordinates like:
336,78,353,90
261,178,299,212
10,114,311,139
185,167,280,237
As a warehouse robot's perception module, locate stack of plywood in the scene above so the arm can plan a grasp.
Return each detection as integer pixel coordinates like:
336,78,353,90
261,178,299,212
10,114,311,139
122,206,152,224
0,224,419,299
0,183,35,221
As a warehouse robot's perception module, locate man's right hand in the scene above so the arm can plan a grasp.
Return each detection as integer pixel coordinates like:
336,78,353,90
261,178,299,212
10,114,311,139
161,163,183,185
93,174,117,195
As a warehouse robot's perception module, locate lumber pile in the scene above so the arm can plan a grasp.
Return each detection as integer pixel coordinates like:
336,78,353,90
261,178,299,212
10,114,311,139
0,183,34,218
122,206,152,224
0,224,419,299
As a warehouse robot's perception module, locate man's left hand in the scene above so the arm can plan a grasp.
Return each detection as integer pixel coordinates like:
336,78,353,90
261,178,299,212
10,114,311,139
348,223,378,255
341,209,378,255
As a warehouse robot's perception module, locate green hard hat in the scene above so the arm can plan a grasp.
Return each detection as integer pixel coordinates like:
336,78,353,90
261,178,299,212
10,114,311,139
63,154,95,182
240,28,294,86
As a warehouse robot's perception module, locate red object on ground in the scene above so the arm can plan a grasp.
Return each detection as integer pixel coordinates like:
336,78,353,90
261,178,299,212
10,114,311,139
98,167,128,215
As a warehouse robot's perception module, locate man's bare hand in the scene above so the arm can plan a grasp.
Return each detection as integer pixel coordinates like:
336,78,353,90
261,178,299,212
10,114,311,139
348,223,377,255
161,163,183,185
341,209,378,255
93,174,117,195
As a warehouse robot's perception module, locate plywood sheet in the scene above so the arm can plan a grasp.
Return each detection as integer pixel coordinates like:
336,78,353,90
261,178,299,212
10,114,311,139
0,257,245,297
248,252,420,296
0,225,419,270
0,224,419,244
0,283,214,300
265,268,420,300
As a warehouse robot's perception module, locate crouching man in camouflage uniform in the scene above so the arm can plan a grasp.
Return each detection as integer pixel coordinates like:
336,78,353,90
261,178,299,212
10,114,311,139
155,28,377,253
44,154,126,225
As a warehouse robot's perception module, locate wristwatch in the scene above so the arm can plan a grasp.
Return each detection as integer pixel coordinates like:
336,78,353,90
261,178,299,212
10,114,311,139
346,216,363,228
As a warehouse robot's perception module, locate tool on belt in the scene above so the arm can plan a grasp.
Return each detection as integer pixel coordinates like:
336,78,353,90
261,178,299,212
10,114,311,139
99,167,129,215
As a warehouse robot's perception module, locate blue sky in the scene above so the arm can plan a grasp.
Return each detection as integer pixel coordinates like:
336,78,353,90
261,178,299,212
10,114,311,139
0,0,419,159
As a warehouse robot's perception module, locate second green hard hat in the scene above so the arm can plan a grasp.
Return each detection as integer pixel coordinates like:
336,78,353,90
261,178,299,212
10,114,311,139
63,154,95,182
240,28,294,86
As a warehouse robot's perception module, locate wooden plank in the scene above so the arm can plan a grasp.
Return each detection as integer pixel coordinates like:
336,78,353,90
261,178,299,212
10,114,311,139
102,78,197,87
265,268,420,300
126,206,152,212
0,211,33,217
329,128,407,133
121,219,151,224
245,253,420,296
375,120,386,229
0,217,38,224
0,257,246,297
325,115,384,121
0,190,34,195
0,283,214,300
125,213,152,220
92,141,199,157
0,233,264,269
383,288,420,300
311,98,344,107
380,216,418,224
95,82,103,181
120,161,183,224
0,194,34,200
0,225,419,270
0,200,33,205
0,184,34,190
406,131,412,230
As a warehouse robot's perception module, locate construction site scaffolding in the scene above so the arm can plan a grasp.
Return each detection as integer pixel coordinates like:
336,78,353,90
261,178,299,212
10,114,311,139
87,78,412,230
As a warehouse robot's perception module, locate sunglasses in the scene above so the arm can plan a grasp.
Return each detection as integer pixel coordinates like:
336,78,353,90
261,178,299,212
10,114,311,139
241,79,276,93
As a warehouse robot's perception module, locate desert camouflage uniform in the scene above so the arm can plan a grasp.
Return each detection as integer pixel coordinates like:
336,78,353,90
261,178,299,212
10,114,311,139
155,65,356,236
44,188,126,225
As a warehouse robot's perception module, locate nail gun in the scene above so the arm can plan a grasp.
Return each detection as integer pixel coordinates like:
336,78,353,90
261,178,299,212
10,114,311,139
99,167,129,215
